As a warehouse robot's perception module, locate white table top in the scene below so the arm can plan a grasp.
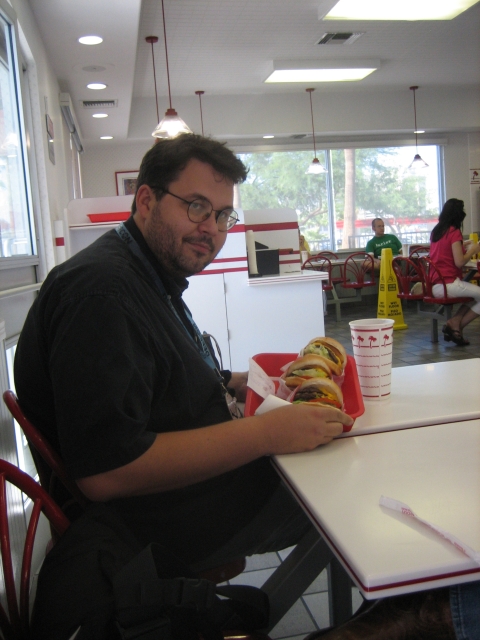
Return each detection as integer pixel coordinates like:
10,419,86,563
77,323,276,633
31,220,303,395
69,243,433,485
274,419,480,599
341,358,480,438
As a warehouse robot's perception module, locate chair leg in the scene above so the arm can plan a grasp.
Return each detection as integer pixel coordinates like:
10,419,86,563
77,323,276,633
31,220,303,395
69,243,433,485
431,318,438,343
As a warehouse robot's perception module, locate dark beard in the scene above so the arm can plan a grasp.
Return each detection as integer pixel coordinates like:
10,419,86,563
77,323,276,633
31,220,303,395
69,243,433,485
143,202,220,278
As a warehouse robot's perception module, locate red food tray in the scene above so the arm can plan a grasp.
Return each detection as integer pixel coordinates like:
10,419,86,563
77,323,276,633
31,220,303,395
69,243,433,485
87,212,130,223
244,353,364,431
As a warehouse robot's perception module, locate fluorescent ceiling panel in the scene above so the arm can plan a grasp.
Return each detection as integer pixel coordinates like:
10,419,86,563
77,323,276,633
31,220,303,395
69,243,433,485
322,0,480,20
265,59,379,83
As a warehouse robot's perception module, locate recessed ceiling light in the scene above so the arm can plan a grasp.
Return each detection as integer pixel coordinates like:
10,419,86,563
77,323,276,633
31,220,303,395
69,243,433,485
87,83,107,90
92,113,108,118
78,35,103,45
100,136,113,140
265,60,379,83
263,135,275,139
322,0,479,20
414,129,425,134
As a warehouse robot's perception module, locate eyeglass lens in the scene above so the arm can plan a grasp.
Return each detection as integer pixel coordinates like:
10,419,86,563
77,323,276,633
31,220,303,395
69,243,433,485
188,199,238,231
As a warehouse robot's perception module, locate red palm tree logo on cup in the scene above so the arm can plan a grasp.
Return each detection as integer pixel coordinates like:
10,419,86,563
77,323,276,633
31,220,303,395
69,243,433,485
368,335,377,348
383,334,389,347
356,335,365,348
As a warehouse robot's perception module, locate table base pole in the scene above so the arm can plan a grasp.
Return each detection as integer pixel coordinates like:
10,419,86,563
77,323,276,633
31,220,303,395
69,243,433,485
262,527,333,631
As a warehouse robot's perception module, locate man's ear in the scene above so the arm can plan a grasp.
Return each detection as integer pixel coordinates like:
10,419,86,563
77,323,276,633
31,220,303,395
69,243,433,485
135,184,156,222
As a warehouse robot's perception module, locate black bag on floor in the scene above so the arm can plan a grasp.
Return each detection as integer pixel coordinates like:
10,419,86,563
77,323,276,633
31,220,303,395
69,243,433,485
31,503,269,640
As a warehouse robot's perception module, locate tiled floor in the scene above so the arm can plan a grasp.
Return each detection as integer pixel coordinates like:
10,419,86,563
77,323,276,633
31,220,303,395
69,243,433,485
231,294,480,640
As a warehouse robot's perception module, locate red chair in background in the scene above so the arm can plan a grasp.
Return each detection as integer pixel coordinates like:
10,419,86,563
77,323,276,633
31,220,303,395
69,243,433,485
392,256,425,301
311,251,344,285
0,458,70,640
418,256,474,342
409,244,430,258
342,252,376,290
303,255,343,321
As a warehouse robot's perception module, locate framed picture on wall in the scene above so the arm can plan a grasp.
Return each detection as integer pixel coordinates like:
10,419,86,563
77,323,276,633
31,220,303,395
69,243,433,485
115,170,139,196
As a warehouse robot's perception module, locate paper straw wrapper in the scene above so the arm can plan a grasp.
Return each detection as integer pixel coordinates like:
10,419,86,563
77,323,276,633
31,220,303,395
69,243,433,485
380,496,480,565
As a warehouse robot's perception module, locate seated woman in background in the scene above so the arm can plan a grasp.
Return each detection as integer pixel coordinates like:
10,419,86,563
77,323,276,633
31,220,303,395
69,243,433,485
429,198,480,346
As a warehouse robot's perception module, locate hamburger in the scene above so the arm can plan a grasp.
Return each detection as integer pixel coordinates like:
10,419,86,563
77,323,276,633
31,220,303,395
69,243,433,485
283,355,332,388
300,337,346,377
292,378,343,410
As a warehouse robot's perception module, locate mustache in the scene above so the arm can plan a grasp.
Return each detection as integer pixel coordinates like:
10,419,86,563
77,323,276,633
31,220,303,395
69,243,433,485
183,235,215,252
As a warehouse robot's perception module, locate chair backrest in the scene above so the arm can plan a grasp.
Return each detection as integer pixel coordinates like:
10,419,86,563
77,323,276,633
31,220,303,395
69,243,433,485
2,391,88,513
0,458,70,639
343,252,376,286
314,251,338,260
302,255,332,288
409,244,430,257
418,256,447,298
392,256,425,298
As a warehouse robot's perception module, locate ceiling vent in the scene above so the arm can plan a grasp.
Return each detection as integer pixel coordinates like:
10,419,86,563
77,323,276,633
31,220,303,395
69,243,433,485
317,32,364,45
82,100,118,109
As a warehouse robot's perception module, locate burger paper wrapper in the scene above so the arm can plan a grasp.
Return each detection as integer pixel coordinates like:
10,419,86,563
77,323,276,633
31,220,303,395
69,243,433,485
255,394,291,416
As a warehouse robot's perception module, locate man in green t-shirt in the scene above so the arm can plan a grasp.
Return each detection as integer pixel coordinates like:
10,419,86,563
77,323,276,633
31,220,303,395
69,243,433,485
365,218,402,270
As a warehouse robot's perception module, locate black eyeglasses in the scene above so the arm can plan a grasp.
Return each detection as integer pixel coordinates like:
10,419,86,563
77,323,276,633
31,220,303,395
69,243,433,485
162,189,239,231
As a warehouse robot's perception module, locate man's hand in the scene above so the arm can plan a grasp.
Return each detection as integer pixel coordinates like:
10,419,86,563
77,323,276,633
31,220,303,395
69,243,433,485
257,403,353,455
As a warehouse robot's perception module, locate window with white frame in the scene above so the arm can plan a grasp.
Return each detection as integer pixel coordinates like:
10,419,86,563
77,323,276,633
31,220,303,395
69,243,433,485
238,144,443,253
0,9,35,258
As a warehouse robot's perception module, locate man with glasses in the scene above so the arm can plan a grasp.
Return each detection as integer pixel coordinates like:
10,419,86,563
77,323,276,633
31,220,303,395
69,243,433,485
14,134,352,573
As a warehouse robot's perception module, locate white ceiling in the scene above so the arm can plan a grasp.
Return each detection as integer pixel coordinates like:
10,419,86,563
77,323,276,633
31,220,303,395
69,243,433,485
27,0,480,149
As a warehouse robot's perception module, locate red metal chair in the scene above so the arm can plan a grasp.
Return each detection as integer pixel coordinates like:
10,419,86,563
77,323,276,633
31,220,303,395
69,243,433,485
311,251,344,285
392,256,425,301
418,256,474,342
302,255,344,321
409,245,430,258
342,252,376,289
2,390,88,516
3,390,245,584
0,458,70,640
302,255,333,291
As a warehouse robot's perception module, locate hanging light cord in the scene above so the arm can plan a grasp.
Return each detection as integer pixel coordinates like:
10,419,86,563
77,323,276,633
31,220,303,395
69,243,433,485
195,91,205,135
146,37,160,122
161,0,173,110
307,88,317,159
410,85,419,151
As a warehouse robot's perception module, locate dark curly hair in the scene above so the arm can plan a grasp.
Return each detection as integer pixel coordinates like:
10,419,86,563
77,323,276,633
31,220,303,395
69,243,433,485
430,199,466,243
131,134,248,214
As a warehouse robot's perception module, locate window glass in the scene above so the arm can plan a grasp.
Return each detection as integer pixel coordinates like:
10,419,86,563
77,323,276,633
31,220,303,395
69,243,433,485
0,13,33,257
331,145,441,251
238,145,442,253
238,149,329,246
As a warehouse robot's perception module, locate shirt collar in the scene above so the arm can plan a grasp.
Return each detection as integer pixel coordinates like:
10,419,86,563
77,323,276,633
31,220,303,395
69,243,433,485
124,216,189,296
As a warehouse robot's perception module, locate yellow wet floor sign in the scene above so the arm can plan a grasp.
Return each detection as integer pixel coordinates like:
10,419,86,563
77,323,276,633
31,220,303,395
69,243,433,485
377,247,407,330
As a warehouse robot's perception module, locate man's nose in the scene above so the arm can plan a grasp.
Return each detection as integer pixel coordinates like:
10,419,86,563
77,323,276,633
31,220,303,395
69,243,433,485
197,211,220,235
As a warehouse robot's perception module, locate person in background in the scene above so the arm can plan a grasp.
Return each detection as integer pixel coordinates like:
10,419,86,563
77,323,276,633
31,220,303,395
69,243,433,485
14,134,352,574
365,218,402,269
429,198,480,346
299,232,311,259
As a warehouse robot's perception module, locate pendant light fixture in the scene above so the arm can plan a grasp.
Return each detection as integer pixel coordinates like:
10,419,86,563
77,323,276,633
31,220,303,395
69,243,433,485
195,90,205,135
150,0,191,139
408,86,428,169
305,88,326,175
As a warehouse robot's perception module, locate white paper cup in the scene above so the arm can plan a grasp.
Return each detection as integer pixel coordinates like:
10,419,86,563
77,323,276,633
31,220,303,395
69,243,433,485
349,318,394,400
